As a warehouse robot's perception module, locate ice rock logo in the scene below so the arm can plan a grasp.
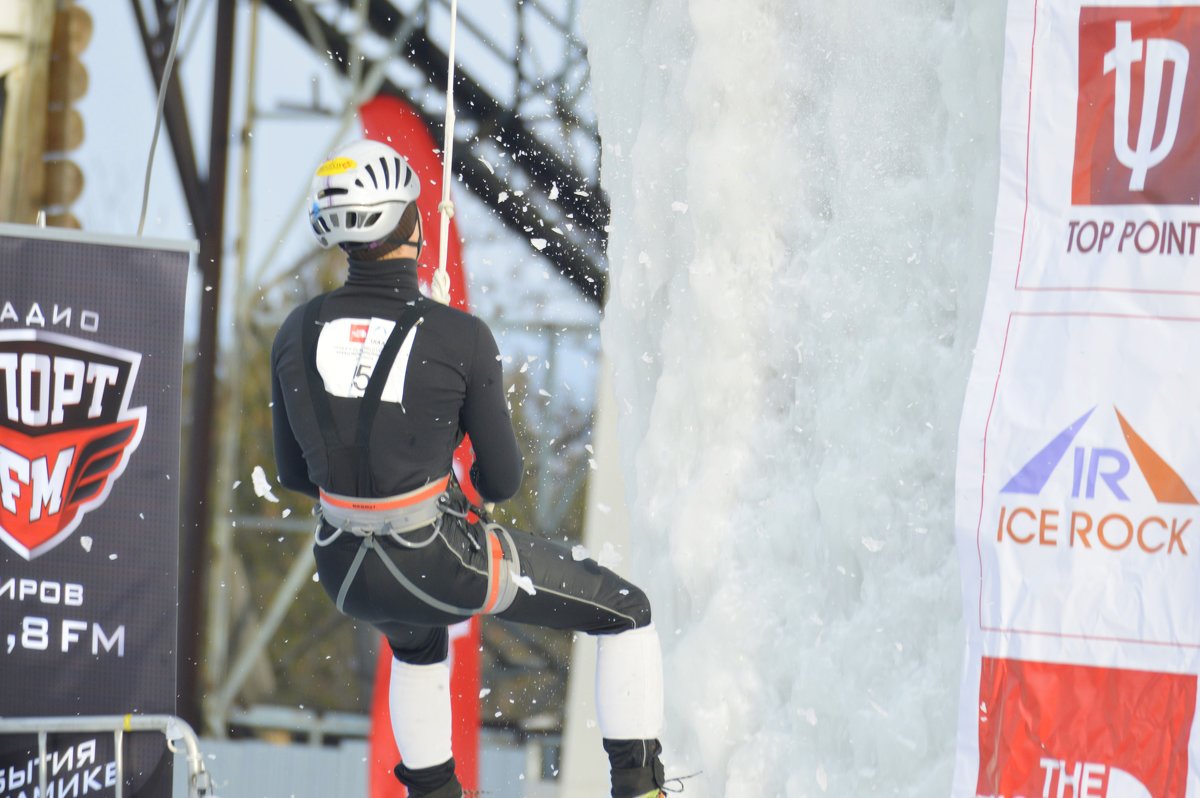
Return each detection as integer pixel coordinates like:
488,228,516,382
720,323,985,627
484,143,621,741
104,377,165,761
995,407,1195,557
0,330,145,560
1073,8,1200,205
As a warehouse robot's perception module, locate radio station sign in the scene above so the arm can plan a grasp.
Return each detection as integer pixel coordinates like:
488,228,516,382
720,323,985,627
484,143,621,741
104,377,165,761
0,227,189,798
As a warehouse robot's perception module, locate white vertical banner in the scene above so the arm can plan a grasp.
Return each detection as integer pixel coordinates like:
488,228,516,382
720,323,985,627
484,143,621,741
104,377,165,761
954,2,1200,796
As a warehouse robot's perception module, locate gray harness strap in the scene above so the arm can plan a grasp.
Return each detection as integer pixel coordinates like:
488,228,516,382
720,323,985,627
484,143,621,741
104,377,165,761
335,539,373,614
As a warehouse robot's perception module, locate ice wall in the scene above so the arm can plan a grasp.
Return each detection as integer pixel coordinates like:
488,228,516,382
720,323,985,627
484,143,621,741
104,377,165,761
581,2,1006,795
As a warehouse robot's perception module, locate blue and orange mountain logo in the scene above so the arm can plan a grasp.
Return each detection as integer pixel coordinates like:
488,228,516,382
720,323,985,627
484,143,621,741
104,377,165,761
1002,406,1197,504
995,407,1194,555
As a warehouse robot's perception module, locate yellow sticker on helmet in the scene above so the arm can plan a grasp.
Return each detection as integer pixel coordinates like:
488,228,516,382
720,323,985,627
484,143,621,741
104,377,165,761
316,157,356,176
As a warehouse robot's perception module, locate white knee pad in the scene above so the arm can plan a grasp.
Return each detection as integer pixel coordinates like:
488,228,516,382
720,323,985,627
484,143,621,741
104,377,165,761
389,657,453,769
595,624,664,739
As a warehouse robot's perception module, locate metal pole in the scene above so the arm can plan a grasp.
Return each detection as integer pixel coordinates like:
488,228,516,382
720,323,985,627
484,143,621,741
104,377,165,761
114,728,125,798
205,0,261,737
37,731,46,798
209,545,317,725
179,0,237,729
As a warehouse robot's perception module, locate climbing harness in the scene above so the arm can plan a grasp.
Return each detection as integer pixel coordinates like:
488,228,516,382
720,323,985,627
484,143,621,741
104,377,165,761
302,292,522,617
315,474,524,619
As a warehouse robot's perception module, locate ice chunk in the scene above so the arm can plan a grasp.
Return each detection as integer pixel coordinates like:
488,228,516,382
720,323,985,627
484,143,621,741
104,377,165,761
252,465,280,503
595,542,622,569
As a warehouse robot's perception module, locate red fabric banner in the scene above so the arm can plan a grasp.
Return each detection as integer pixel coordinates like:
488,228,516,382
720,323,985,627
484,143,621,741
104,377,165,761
360,94,482,797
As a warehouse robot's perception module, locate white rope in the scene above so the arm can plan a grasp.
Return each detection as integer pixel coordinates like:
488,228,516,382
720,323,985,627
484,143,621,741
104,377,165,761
431,0,460,306
137,0,188,237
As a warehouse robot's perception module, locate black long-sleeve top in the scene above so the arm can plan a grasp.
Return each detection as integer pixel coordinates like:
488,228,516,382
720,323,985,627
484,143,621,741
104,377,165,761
270,257,523,502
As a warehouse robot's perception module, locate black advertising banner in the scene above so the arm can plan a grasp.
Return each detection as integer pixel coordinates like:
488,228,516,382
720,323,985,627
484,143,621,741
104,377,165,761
0,227,190,797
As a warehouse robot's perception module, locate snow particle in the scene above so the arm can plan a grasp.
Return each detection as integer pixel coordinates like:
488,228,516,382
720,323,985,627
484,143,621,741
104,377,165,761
596,542,622,569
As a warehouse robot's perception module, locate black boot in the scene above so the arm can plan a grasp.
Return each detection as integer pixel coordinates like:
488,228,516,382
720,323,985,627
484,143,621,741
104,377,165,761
604,739,666,798
394,759,462,798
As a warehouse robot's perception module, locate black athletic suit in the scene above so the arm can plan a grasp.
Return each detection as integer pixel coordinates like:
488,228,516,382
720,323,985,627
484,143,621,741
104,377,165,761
270,258,650,665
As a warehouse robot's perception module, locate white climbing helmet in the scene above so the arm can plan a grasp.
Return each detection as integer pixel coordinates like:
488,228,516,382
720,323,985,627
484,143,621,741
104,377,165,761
308,139,421,249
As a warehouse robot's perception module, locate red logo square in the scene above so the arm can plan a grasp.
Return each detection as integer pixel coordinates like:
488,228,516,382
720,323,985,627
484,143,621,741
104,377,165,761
1074,7,1200,205
977,657,1194,797
349,323,369,343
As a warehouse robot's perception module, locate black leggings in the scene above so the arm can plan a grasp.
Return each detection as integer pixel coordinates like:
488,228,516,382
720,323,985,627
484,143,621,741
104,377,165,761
312,515,652,663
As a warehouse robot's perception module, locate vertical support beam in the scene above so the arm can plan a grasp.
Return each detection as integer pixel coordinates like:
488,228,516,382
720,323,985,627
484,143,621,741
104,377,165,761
178,0,237,728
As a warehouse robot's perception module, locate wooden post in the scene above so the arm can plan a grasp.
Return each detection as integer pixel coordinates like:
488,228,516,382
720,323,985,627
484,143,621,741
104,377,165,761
0,0,54,224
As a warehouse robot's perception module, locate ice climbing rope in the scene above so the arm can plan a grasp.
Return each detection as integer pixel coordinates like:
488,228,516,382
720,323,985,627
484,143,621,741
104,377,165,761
429,0,460,306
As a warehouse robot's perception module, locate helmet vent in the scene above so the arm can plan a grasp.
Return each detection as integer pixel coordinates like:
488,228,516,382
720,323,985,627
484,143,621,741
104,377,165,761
364,164,378,188
401,161,411,187
365,212,381,227
379,157,391,188
317,217,331,234
329,213,340,228
355,179,364,188
346,211,358,228
316,187,348,199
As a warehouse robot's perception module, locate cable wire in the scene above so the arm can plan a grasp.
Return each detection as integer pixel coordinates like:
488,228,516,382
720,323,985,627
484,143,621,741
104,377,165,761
136,0,188,237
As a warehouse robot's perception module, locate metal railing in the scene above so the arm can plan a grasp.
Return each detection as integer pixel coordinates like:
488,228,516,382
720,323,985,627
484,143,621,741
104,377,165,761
0,714,214,798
